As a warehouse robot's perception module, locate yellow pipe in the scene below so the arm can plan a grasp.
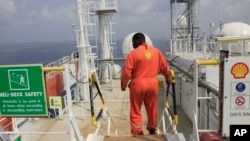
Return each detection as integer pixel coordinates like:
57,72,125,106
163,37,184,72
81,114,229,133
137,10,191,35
91,116,97,126
88,73,94,86
197,59,220,65
42,66,65,71
165,98,169,108
173,115,178,125
88,72,95,82
101,104,106,109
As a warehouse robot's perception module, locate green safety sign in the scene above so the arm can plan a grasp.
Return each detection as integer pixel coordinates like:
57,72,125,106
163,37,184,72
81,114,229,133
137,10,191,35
0,64,48,117
15,136,22,141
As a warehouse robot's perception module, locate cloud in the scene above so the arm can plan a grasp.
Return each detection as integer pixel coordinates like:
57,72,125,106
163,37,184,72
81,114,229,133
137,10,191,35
119,0,167,16
41,5,51,18
30,3,75,24
116,0,169,39
223,1,250,23
17,2,75,28
133,1,151,15
1,0,249,43
0,0,16,17
19,0,31,8
0,1,76,43
0,0,16,24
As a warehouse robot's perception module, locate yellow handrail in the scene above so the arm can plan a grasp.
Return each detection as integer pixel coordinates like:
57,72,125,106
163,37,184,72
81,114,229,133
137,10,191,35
197,59,220,65
42,66,65,71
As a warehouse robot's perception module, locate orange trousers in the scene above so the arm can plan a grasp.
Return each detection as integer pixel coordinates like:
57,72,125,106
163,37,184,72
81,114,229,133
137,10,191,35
129,78,158,135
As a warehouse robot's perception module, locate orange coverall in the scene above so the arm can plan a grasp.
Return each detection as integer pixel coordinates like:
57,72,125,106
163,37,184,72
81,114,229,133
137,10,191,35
121,43,169,135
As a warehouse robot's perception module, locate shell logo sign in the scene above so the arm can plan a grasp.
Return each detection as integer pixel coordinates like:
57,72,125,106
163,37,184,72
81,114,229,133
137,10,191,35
231,62,249,79
144,50,152,60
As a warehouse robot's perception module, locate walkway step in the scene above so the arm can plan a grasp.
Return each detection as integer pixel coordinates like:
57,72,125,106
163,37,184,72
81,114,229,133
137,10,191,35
103,134,167,141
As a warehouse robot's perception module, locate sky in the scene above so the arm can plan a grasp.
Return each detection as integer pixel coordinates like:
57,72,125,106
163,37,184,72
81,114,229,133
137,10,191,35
0,0,250,43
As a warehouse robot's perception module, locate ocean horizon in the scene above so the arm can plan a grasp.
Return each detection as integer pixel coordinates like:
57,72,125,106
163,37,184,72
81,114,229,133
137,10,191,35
0,38,169,66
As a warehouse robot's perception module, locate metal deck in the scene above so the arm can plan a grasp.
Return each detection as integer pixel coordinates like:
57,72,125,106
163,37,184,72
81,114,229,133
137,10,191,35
6,78,190,141
86,133,186,141
103,134,167,141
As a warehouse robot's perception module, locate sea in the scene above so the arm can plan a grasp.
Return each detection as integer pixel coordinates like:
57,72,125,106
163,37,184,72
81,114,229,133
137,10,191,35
0,39,169,66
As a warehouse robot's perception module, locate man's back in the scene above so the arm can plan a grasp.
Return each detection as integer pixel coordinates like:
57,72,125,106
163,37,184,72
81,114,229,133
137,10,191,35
124,44,168,80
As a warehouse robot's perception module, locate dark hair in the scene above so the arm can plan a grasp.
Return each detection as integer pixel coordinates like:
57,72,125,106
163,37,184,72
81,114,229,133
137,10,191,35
132,32,145,44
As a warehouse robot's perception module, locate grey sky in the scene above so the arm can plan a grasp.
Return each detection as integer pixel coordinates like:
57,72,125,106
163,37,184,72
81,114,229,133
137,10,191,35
0,0,249,43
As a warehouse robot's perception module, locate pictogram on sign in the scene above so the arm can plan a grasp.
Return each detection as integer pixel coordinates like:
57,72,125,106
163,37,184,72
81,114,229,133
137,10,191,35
235,96,245,106
236,83,246,92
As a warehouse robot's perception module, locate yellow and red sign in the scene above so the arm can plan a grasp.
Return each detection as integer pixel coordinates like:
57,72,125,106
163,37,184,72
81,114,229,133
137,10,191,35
231,62,249,79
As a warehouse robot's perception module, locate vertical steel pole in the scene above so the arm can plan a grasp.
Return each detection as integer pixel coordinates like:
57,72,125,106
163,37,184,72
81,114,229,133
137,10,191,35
218,50,229,137
65,64,75,141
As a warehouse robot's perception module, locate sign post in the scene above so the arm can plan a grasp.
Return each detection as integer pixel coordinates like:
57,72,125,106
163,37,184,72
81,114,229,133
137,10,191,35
0,64,48,117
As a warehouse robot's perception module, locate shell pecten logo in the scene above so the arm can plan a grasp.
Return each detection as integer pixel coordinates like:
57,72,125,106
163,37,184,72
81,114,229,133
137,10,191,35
231,62,249,79
144,50,152,60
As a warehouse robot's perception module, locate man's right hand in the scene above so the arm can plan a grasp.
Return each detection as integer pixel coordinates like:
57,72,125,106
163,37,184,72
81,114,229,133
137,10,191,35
167,69,175,84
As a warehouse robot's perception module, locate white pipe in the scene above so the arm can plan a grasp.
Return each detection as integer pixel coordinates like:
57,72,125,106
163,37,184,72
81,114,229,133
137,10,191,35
108,117,111,135
197,97,213,99
162,114,166,133
0,131,69,135
198,129,217,132
65,64,75,141
193,60,200,141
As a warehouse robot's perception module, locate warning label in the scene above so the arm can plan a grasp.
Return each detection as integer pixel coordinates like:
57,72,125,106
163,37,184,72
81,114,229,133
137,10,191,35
235,96,245,106
231,96,249,109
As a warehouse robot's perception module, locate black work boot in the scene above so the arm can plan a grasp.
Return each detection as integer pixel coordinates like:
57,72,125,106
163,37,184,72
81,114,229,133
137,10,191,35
132,131,144,137
138,131,144,135
149,129,156,135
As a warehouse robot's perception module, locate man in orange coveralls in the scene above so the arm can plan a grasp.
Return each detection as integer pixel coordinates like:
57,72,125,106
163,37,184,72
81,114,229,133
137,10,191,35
121,32,170,135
